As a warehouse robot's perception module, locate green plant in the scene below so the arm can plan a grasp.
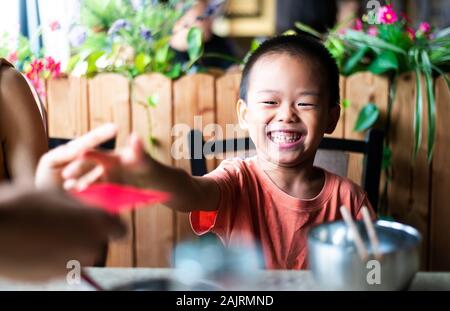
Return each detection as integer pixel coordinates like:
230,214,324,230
67,0,206,79
296,4,450,163
0,22,62,97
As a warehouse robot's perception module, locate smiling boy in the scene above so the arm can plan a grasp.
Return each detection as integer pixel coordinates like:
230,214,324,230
57,34,375,269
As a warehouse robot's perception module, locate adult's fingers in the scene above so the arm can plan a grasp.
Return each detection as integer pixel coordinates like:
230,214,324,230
41,124,118,168
74,165,105,191
66,123,117,151
62,158,97,180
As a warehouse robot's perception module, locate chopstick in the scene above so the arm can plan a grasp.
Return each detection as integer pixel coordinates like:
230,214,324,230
361,206,383,261
340,206,369,262
81,269,104,291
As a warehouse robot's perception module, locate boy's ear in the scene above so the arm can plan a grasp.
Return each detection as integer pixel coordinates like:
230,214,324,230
236,99,249,130
325,104,341,134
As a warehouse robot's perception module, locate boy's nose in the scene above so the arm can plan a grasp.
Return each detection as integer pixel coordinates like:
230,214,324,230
276,103,300,123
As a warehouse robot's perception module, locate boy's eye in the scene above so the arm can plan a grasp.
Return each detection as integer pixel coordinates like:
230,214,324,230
297,103,315,108
262,101,278,105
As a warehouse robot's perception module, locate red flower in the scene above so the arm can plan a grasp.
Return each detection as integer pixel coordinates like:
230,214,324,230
406,27,416,40
45,56,61,78
30,59,44,74
45,56,56,70
49,20,61,31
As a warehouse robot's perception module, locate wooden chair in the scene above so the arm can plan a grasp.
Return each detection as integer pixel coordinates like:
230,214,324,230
188,129,384,210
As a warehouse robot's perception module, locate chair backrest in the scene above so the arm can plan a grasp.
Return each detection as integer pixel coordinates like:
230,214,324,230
188,129,384,210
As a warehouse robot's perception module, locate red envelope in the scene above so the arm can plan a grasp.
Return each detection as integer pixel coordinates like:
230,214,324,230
70,183,170,214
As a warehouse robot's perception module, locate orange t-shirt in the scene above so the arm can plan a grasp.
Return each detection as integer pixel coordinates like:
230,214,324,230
189,156,375,270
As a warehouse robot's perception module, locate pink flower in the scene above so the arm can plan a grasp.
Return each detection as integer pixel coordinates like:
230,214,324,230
49,20,61,31
45,56,56,70
367,26,378,36
406,27,416,40
30,59,44,74
51,62,61,78
377,5,398,24
44,56,61,78
7,51,18,63
353,18,363,31
418,22,431,34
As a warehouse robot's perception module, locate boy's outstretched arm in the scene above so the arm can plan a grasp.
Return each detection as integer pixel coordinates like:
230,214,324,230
61,133,220,213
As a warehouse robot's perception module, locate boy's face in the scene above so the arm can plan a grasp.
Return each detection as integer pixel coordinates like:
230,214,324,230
237,53,340,167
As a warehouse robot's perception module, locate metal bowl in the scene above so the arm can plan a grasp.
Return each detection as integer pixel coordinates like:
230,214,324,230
307,220,421,290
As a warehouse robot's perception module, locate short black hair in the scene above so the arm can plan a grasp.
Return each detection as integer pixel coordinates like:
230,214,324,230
239,34,340,108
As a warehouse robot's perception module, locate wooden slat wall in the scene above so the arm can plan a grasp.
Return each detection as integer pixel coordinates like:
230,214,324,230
215,72,247,161
172,74,215,245
344,73,389,187
88,74,134,267
388,73,430,270
47,76,89,138
44,72,450,271
430,75,450,270
132,74,175,267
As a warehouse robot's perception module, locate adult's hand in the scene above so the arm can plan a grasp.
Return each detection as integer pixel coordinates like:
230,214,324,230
0,185,126,282
35,123,117,189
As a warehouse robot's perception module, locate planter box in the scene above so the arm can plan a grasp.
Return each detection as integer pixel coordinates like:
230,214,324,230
45,71,450,271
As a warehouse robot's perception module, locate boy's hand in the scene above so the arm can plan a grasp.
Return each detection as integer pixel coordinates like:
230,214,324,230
61,133,153,191
35,124,118,189
61,132,219,213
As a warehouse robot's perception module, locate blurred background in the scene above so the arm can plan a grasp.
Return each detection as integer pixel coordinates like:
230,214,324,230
1,0,449,69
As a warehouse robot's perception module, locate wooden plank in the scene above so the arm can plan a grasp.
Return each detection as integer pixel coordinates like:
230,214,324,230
344,73,389,189
132,74,174,267
325,75,345,139
88,74,131,148
215,72,247,162
88,73,133,267
388,73,430,270
173,74,215,244
47,76,89,138
430,74,450,271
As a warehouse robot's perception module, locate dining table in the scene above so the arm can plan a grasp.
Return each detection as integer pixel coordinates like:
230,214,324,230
0,267,449,291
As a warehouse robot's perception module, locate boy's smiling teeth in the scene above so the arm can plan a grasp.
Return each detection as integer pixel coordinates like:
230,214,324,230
268,131,302,144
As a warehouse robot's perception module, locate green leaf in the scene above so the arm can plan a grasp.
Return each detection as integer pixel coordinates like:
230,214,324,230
343,46,369,75
413,57,423,161
86,50,105,75
342,98,350,109
249,39,261,53
65,54,81,73
187,27,203,63
164,63,181,79
382,145,392,170
354,103,380,132
421,51,436,162
368,51,399,75
294,22,322,39
155,43,170,64
343,30,407,55
135,53,151,73
147,94,159,108
282,29,297,36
